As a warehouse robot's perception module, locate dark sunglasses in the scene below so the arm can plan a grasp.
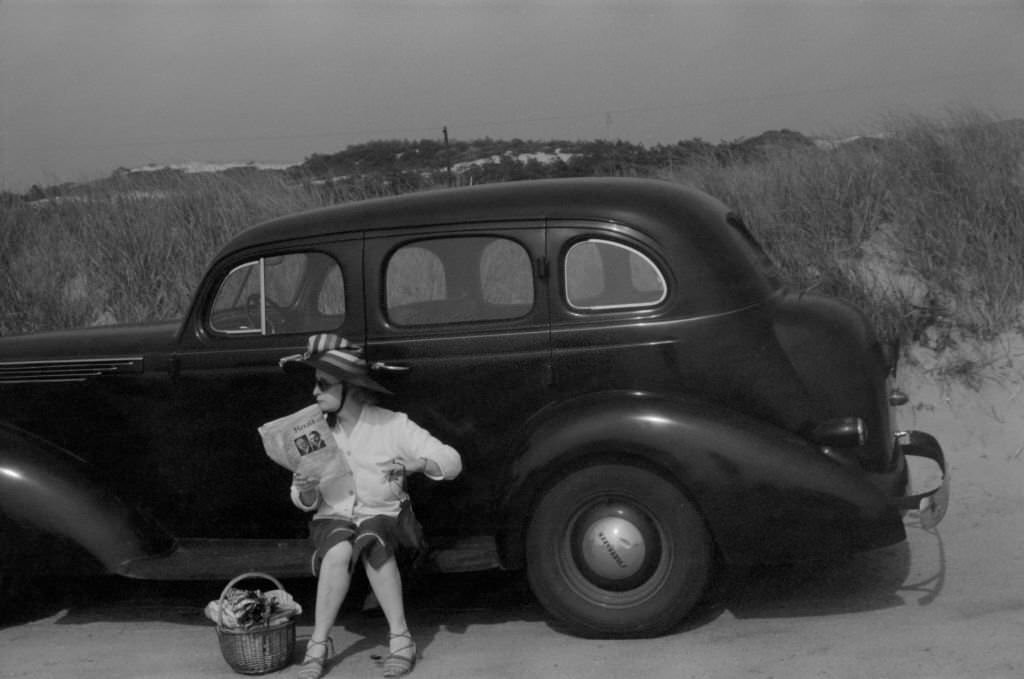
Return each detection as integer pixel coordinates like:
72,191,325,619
315,378,342,392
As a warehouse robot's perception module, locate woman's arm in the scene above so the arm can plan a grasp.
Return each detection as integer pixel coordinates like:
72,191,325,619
398,416,462,480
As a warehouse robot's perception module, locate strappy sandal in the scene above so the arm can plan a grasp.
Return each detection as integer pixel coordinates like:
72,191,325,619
380,631,417,678
296,637,334,679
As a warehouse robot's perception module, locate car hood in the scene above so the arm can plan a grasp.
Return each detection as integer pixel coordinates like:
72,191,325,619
0,321,182,360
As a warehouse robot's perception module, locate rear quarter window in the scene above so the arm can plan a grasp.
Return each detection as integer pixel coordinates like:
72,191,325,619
564,239,667,310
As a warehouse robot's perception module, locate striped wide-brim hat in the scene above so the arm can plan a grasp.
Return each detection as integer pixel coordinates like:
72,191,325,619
279,333,392,394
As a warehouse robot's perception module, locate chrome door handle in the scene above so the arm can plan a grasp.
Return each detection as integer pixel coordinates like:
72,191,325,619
371,361,411,373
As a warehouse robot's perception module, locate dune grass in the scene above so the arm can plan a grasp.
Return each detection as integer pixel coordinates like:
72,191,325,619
676,111,1024,343
0,173,336,334
2,111,1023,346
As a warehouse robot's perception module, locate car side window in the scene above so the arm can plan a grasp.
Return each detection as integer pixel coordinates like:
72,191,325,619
386,236,534,325
208,252,345,335
565,239,667,310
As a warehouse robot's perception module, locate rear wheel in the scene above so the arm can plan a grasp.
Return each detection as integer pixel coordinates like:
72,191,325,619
526,463,713,637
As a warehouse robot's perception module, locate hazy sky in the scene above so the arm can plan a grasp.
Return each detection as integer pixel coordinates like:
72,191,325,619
2,0,1022,191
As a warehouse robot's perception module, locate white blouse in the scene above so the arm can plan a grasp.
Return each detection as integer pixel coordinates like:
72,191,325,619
290,404,462,524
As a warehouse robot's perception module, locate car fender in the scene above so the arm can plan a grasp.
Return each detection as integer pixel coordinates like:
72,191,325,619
499,391,904,568
0,422,174,575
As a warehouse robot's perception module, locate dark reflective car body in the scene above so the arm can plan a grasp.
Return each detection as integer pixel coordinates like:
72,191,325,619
0,178,948,636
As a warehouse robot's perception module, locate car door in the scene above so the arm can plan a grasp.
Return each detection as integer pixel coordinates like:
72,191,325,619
363,222,550,540
156,236,365,539
546,222,682,398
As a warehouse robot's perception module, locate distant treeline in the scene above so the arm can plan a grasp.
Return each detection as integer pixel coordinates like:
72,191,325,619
2,130,818,205
295,129,817,192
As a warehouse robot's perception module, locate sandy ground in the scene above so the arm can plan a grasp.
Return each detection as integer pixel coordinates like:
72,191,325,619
1,340,1022,679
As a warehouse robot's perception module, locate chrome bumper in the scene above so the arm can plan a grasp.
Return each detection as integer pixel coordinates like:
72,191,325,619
891,430,950,530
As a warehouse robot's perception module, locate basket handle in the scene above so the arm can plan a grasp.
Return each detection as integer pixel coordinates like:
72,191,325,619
217,571,287,629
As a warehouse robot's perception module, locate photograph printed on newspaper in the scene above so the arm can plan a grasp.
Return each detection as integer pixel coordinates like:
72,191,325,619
258,404,351,485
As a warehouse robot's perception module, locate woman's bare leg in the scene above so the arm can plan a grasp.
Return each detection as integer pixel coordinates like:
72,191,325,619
364,556,408,636
308,542,354,657
364,556,416,670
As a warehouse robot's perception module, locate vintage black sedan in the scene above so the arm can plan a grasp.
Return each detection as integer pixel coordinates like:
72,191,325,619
0,178,948,637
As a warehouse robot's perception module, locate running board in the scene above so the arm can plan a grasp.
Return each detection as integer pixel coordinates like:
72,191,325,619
427,535,502,573
117,536,501,580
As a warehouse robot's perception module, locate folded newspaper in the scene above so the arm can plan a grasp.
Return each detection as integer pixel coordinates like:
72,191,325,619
258,404,350,483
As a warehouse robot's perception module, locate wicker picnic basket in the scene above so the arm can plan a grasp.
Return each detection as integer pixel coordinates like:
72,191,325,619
215,572,297,675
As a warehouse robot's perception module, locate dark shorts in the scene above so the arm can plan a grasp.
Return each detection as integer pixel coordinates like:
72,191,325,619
308,517,358,574
308,507,424,576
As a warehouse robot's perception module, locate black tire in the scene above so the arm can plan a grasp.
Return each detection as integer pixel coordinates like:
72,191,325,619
526,463,713,638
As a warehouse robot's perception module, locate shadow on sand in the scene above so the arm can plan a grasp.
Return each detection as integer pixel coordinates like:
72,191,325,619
721,520,946,622
3,522,946,644
1,568,543,630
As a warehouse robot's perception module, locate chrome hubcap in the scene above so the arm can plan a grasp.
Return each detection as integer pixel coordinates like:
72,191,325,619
581,516,646,579
571,502,661,591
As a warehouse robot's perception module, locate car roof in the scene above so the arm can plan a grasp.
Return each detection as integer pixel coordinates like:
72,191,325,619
216,177,732,257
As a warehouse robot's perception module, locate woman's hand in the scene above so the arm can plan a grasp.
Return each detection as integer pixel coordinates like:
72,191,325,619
379,456,436,480
292,472,319,494
379,457,409,483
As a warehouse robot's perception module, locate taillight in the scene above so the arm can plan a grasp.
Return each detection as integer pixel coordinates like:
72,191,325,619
889,388,909,406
